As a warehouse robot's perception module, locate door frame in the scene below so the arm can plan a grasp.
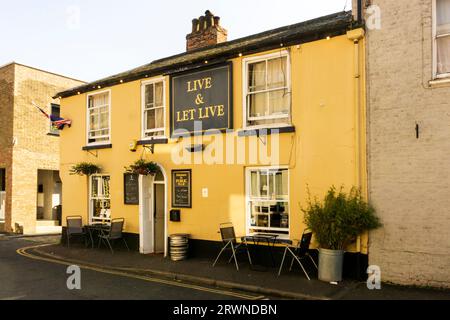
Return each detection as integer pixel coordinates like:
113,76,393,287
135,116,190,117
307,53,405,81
139,164,168,257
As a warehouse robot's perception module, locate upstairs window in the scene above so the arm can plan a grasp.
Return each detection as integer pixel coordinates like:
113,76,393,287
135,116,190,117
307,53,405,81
142,79,165,139
244,52,291,128
49,104,60,135
435,0,450,77
87,91,110,144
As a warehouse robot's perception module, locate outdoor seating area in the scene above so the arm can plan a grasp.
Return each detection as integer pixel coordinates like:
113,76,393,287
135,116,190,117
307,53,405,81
212,223,318,279
66,216,129,254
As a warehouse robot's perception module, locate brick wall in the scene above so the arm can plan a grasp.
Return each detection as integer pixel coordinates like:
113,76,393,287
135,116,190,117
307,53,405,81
365,0,450,288
0,64,14,230
186,11,228,51
0,63,84,233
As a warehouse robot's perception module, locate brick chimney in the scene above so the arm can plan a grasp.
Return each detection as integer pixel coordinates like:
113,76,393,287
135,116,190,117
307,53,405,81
186,10,228,51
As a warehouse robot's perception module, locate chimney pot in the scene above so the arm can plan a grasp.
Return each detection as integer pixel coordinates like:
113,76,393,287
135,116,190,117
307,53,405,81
186,10,228,51
192,19,199,32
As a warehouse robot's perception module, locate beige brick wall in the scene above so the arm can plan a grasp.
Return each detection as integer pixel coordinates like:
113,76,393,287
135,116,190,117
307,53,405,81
365,0,450,288
0,64,14,230
0,63,84,233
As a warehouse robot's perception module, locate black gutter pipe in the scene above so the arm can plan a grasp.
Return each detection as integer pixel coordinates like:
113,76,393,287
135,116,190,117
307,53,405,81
357,0,363,24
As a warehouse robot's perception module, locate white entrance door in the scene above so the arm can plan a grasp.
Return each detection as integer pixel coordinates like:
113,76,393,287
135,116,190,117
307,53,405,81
139,175,154,254
139,168,166,255
153,183,165,253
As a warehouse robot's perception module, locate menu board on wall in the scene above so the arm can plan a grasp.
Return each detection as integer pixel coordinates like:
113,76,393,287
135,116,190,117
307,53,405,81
124,173,139,205
172,170,192,208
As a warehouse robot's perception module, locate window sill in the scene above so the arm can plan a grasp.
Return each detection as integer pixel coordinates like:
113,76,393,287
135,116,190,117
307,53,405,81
429,77,450,88
237,126,295,137
47,132,60,137
137,138,168,145
171,129,232,138
82,144,112,151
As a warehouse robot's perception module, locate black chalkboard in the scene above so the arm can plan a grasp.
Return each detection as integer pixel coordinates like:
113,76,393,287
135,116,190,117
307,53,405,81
124,173,139,205
172,170,191,208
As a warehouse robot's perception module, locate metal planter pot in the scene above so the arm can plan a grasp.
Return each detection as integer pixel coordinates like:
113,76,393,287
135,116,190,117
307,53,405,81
318,248,344,282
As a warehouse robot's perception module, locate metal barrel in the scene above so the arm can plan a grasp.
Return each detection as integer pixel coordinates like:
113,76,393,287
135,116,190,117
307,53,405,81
169,234,189,261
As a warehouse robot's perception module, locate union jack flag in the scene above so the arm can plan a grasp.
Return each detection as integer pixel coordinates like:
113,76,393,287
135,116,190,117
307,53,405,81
32,101,72,130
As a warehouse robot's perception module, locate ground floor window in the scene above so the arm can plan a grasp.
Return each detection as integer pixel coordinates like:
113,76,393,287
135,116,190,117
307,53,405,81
90,175,111,222
0,168,5,191
246,167,289,236
0,168,5,220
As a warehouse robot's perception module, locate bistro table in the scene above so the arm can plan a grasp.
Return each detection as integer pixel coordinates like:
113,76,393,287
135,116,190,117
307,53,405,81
84,222,110,248
241,233,279,268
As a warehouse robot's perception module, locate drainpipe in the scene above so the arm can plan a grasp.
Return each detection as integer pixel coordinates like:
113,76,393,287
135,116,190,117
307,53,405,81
347,28,365,257
357,0,363,24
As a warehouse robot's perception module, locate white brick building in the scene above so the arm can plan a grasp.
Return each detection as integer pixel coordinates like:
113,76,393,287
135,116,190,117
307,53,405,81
362,0,450,288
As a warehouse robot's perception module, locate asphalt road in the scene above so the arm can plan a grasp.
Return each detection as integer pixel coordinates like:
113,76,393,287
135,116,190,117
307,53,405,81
0,236,257,300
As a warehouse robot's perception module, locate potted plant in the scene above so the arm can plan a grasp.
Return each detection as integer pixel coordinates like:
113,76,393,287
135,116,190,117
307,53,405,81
70,162,101,176
302,186,381,283
125,159,159,176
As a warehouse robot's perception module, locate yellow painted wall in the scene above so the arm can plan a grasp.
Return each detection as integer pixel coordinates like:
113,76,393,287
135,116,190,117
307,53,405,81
60,30,367,252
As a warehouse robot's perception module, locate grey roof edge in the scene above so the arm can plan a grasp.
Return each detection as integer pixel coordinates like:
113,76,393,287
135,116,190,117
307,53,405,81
56,11,357,99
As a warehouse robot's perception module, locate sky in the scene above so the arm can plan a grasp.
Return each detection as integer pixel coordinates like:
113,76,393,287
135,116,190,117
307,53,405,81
0,0,351,82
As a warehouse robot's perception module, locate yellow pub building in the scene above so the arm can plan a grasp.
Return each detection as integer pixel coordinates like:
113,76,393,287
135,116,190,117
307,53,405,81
57,11,367,278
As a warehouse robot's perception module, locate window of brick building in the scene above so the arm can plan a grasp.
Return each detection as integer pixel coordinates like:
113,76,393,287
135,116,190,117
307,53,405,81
434,0,450,78
49,104,60,135
0,168,5,192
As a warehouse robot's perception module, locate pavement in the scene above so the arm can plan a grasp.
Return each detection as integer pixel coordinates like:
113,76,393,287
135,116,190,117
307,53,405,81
12,234,450,300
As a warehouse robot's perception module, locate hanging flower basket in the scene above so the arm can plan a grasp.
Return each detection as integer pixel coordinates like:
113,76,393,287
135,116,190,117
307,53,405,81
125,159,159,176
70,162,101,176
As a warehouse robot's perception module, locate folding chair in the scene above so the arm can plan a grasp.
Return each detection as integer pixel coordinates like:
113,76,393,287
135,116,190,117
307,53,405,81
278,230,318,280
98,218,130,254
212,223,252,271
66,216,88,248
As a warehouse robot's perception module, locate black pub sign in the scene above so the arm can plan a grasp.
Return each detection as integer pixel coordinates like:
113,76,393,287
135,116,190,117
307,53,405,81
124,173,139,205
171,63,232,136
172,170,192,208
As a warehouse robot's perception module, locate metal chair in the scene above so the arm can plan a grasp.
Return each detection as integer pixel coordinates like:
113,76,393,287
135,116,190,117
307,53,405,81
66,216,88,248
98,218,130,253
278,230,318,280
212,223,252,271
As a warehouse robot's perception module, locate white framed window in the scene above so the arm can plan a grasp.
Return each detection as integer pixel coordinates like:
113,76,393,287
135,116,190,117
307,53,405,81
89,175,111,223
434,0,450,78
141,78,165,139
87,90,111,145
246,167,290,237
243,51,291,129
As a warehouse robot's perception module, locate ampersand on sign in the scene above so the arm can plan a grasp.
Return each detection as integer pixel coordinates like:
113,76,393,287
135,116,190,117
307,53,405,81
195,94,204,105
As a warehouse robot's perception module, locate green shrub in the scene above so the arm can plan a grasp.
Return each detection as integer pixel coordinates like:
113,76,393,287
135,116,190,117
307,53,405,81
125,159,159,176
303,186,381,250
70,162,101,176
